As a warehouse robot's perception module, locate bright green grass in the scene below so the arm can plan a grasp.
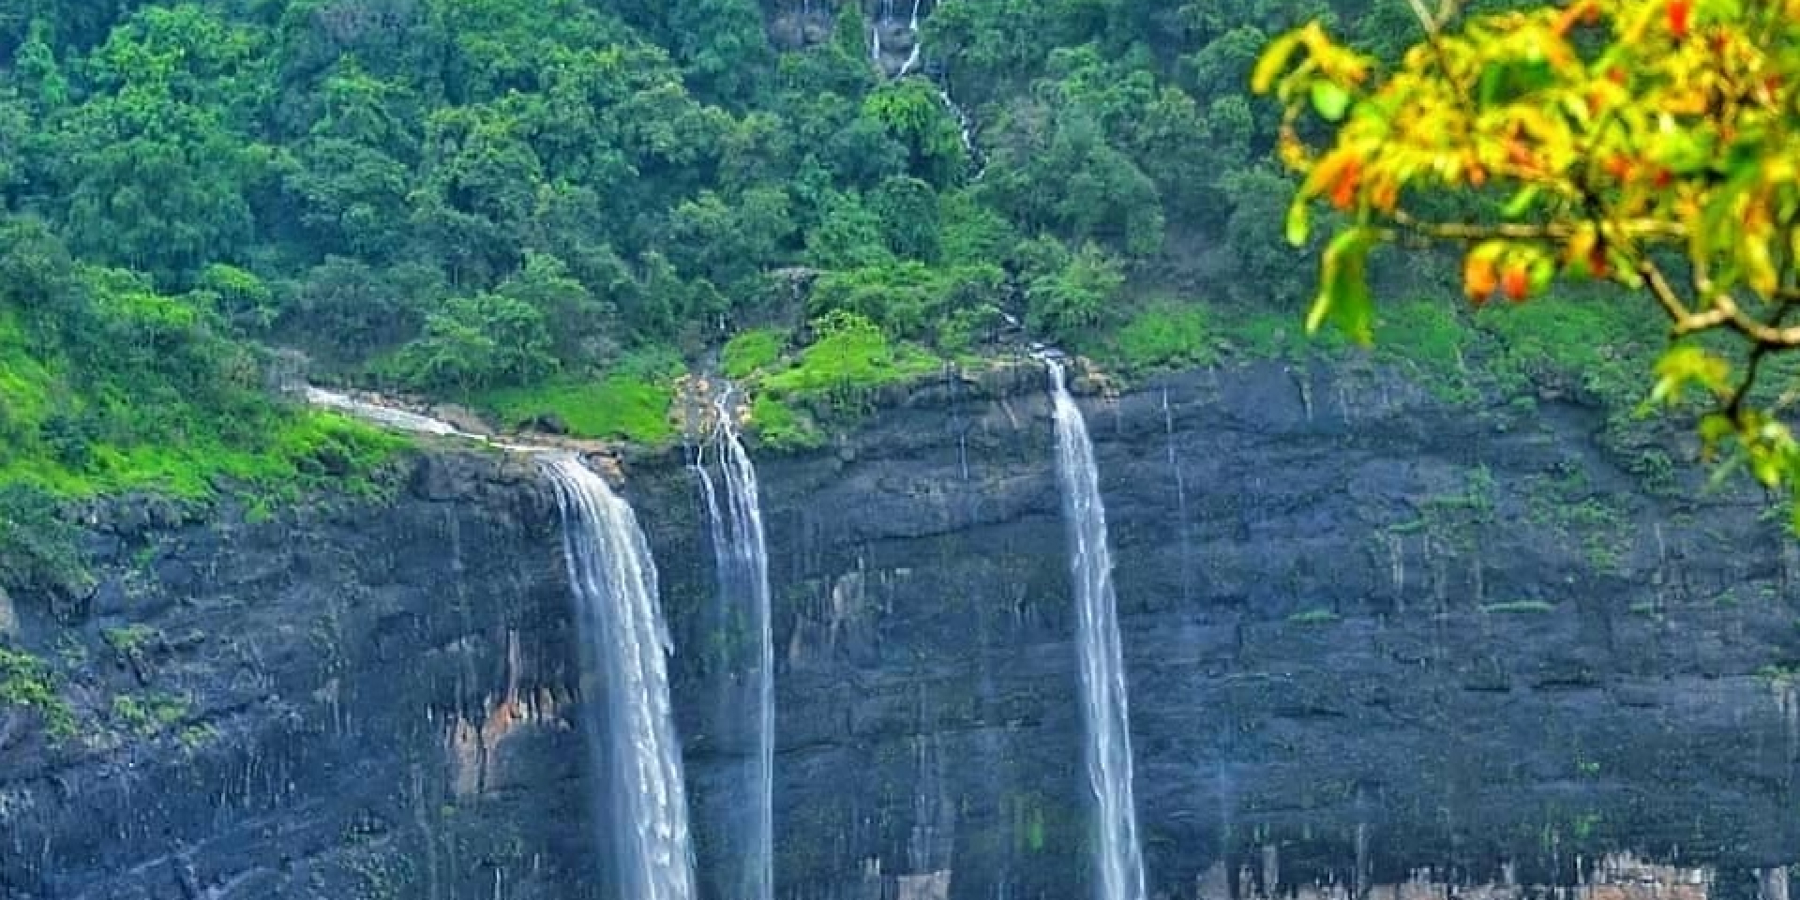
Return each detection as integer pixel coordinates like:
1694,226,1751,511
1372,299,1477,404
748,394,824,450
477,374,677,444
1473,290,1653,409
760,325,942,404
0,410,408,501
0,312,58,427
721,328,786,380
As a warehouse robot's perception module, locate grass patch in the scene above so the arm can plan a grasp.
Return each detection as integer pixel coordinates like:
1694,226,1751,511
761,313,942,408
748,394,825,450
1095,301,1221,375
1373,299,1476,404
1474,290,1653,409
0,409,406,502
1480,600,1557,614
111,691,190,736
0,647,75,739
722,328,786,380
1216,306,1355,362
477,373,677,444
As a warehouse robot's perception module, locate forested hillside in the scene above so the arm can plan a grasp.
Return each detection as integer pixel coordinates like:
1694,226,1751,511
0,0,1664,511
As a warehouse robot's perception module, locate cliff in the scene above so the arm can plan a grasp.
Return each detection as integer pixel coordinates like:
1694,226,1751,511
2,359,1796,900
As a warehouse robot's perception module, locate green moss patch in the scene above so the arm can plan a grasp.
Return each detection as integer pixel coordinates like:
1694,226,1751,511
477,374,677,444
748,395,824,450
722,328,786,379
1096,301,1221,374
761,314,942,406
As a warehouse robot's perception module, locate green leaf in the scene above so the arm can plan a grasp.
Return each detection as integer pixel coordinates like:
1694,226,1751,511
1698,411,1736,447
1309,81,1351,122
1285,200,1311,247
1527,256,1556,293
1306,228,1379,346
1651,346,1731,405
1476,58,1557,109
1657,130,1715,175
1501,187,1540,220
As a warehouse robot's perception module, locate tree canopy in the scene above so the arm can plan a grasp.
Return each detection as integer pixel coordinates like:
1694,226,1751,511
1256,0,1800,522
0,0,1772,526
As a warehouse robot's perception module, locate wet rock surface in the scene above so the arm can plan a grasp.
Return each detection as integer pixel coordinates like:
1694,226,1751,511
3,360,1797,899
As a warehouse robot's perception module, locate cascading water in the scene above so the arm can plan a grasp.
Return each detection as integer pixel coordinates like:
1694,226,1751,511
896,0,924,75
543,454,697,900
1046,359,1147,900
692,401,775,900
305,389,699,897
303,386,473,438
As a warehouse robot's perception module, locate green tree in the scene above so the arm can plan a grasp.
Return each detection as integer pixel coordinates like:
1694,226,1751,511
1025,240,1126,342
393,291,556,393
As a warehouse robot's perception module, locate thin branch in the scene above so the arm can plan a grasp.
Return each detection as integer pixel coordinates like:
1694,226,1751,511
1711,291,1800,347
1725,301,1795,421
1389,209,1686,242
1728,344,1768,421
1638,256,1705,326
1403,0,1440,33
1402,0,1463,34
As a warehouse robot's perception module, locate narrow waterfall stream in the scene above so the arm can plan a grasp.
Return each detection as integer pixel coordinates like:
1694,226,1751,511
303,387,475,438
303,388,697,900
1046,360,1147,900
543,455,697,900
693,402,775,900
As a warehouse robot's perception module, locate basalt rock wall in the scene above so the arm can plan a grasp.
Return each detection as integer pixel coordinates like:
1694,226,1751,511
2,360,1796,900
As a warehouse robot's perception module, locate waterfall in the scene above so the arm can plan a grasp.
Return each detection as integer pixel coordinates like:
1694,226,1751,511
694,404,775,900
303,387,699,895
543,454,697,900
895,0,923,77
303,386,473,438
1046,360,1147,900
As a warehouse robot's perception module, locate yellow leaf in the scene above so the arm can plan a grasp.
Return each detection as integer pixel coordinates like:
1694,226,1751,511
1744,236,1779,297
1253,31,1307,94
1651,346,1731,405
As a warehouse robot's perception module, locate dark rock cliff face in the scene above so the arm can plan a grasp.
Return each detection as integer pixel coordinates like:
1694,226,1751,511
3,361,1797,900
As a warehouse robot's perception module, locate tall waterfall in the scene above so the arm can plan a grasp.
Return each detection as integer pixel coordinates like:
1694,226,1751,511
543,454,697,900
1046,360,1147,900
693,405,775,900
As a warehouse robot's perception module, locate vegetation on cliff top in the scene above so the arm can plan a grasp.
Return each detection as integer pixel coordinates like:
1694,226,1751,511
0,0,1778,504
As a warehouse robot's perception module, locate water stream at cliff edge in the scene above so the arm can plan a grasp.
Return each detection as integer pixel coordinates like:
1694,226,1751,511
1047,360,1147,900
693,401,775,900
301,389,698,900
544,454,697,900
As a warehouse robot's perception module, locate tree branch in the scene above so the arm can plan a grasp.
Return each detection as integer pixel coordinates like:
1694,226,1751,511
1389,210,1686,242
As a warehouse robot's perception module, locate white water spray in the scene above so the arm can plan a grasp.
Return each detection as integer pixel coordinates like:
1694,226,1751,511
303,387,473,438
544,455,696,900
693,399,775,900
305,387,698,900
1047,360,1147,900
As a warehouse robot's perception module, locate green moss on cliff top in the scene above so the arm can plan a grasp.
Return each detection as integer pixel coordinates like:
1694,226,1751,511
476,374,678,444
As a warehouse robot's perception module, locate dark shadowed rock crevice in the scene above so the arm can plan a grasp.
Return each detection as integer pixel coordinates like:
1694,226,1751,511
2,360,1796,900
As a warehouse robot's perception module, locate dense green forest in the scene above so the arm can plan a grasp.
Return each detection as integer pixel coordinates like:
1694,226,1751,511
0,0,1677,578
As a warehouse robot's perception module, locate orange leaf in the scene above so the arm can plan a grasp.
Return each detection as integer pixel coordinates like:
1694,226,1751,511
1668,0,1691,39
1502,266,1530,302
